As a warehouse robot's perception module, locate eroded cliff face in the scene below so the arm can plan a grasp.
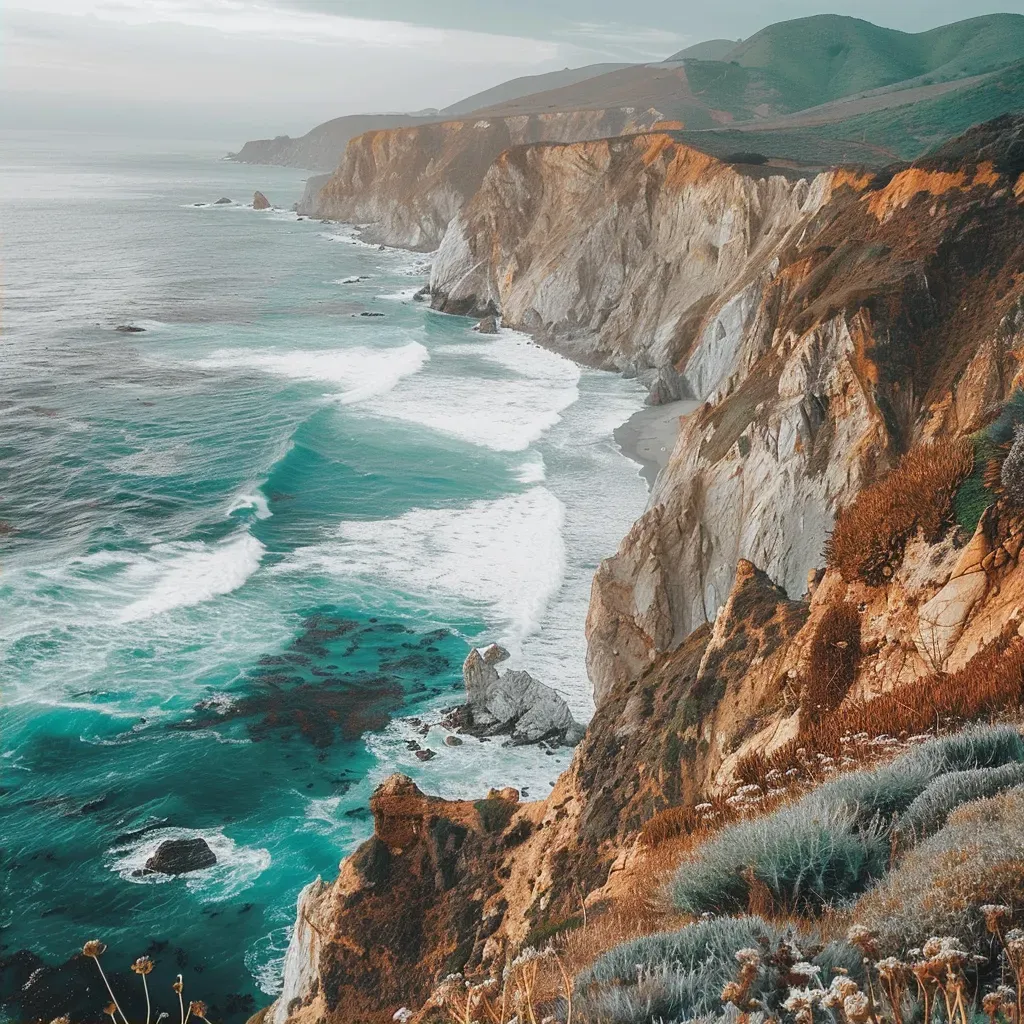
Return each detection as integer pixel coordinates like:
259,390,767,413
431,121,1024,701
256,116,1024,1024
304,109,665,249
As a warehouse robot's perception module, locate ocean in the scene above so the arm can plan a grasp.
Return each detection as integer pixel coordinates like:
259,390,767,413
0,131,648,1020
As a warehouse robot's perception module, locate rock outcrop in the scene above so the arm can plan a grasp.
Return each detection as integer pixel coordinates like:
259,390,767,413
142,837,216,875
432,118,1024,702
445,645,585,746
305,109,665,249
252,191,271,210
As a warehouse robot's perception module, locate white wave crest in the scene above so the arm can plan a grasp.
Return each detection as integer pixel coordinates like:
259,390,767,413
227,490,271,520
118,532,265,623
367,331,579,452
195,341,429,405
281,487,565,642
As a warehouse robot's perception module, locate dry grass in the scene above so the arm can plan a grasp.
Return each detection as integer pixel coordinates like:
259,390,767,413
737,626,1024,785
826,439,974,585
801,602,862,717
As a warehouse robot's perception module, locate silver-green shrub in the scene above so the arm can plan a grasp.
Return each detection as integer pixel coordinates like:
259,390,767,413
671,726,1024,915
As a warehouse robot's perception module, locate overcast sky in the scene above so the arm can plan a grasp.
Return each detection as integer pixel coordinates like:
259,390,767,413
3,0,1024,142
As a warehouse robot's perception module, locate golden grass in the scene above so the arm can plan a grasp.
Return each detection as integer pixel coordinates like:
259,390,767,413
801,602,862,717
825,439,974,586
737,626,1024,784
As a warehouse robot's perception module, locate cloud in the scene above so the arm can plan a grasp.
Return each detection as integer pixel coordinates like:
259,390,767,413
554,22,690,60
8,0,566,60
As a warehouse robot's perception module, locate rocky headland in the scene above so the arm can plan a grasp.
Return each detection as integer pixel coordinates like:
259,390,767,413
298,110,667,250
250,112,1024,1024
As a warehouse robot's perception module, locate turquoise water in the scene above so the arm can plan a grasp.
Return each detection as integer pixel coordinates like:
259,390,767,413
0,132,648,1021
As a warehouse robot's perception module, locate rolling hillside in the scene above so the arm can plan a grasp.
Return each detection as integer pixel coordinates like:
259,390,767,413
231,13,1024,172
722,13,1024,110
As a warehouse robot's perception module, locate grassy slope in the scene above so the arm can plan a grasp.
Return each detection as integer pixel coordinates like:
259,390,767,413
677,60,1024,166
722,13,1024,110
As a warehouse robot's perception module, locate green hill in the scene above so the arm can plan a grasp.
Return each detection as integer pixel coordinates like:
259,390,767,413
720,13,1024,111
666,39,738,62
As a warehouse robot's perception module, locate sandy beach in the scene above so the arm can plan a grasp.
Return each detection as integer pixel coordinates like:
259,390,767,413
615,399,699,489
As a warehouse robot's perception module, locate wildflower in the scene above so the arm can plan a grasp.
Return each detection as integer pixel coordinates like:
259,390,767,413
83,940,107,959
821,976,859,1008
49,1018,71,1024
510,946,542,968
981,905,1010,933
843,991,871,1023
393,1008,414,1023
784,986,822,1022
790,962,821,980
922,936,968,966
721,981,745,1005
735,948,762,967
132,956,155,975
846,925,877,955
982,992,1002,1013
874,957,907,980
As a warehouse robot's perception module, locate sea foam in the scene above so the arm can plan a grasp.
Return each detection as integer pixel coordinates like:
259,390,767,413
281,487,566,642
118,532,265,623
366,330,580,452
196,341,428,405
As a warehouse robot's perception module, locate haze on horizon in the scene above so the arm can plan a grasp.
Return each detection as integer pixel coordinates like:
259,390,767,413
4,0,1024,143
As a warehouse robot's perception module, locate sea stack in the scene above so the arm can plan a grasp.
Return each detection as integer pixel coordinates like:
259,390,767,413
252,191,271,210
444,644,585,746
142,837,217,875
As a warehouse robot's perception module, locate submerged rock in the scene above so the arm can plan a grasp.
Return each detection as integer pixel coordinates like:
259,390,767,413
445,645,585,746
215,197,232,205
143,837,216,875
115,324,145,333
252,191,271,210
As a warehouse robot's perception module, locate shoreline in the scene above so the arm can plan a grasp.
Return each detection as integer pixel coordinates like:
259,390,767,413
614,399,699,489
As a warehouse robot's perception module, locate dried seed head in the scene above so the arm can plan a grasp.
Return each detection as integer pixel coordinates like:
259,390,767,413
735,947,762,967
172,975,184,994
721,981,744,1005
189,1000,208,1019
846,925,877,955
982,905,1010,933
844,991,871,1023
83,940,107,959
104,1004,118,1018
132,956,155,975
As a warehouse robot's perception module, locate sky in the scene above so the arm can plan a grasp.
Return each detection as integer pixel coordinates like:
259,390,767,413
3,0,1024,143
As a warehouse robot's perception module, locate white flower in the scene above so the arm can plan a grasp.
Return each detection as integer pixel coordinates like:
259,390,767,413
393,1009,414,1023
844,992,870,1020
784,987,822,1011
790,962,821,980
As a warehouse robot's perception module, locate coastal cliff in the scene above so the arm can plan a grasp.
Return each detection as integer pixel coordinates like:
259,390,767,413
302,110,667,249
256,115,1024,1024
